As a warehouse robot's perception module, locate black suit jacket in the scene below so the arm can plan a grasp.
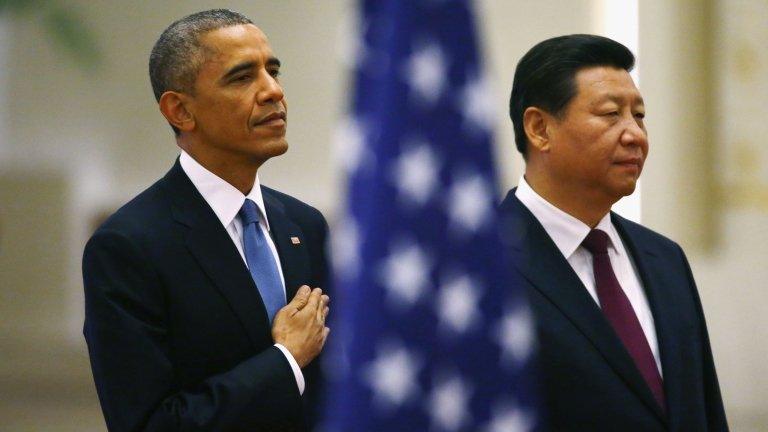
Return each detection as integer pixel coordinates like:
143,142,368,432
499,190,728,432
83,160,329,431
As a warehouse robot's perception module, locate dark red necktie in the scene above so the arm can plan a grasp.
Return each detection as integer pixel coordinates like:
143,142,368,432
582,229,666,410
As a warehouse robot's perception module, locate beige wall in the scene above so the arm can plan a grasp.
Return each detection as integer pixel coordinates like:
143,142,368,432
640,0,768,430
0,0,764,430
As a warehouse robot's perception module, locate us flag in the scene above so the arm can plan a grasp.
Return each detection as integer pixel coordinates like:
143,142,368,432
322,1,538,430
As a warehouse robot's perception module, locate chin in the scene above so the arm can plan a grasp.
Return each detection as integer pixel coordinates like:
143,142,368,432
270,140,289,157
616,181,638,197
253,139,289,160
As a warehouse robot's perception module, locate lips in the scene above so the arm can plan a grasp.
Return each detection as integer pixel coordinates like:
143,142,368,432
614,157,642,174
615,157,642,166
254,111,287,127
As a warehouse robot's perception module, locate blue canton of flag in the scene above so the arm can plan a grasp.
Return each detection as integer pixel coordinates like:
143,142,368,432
323,1,537,430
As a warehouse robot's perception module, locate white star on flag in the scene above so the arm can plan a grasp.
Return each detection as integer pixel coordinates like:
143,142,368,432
485,403,535,432
403,42,447,105
428,373,473,431
392,140,440,206
363,342,422,410
436,274,482,334
331,217,361,281
324,0,538,428
378,240,432,308
334,116,373,175
447,173,493,234
495,306,535,368
460,74,496,135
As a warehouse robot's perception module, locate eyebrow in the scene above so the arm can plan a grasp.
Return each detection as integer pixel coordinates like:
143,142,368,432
593,93,645,107
221,57,281,81
266,57,281,69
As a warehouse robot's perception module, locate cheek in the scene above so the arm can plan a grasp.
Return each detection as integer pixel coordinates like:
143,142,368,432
553,145,590,178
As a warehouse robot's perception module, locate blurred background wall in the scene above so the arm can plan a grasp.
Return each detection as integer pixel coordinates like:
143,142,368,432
0,0,764,430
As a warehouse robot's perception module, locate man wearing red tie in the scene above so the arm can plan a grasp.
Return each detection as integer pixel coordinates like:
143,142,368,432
499,34,728,431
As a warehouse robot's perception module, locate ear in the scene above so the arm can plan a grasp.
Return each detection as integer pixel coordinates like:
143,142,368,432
158,91,195,133
523,107,552,154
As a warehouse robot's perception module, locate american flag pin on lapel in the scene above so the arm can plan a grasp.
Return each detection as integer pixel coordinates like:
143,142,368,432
290,236,301,245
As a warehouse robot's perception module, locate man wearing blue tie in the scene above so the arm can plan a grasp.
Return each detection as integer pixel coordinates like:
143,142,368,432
498,34,728,431
83,9,330,431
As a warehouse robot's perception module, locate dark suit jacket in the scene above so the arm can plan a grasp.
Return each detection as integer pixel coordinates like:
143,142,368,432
499,189,728,432
83,160,329,432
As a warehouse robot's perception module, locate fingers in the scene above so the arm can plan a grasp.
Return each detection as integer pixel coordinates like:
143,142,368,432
305,287,323,312
291,285,311,303
290,286,330,324
287,285,311,314
316,294,330,322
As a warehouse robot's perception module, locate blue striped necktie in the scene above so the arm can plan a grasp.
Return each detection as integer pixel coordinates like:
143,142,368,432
239,199,285,322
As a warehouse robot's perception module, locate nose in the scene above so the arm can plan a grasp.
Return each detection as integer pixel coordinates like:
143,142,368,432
620,116,647,148
257,72,284,105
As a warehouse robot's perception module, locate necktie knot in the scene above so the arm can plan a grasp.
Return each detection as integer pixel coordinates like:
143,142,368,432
582,229,610,255
239,199,260,226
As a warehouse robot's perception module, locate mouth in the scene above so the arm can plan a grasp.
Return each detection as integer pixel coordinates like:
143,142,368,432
614,157,643,172
615,157,641,166
253,111,287,128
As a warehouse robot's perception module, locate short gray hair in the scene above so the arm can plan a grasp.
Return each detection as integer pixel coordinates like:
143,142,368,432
149,9,253,133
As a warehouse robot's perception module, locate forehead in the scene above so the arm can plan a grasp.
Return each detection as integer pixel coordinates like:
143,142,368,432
198,23,273,66
573,66,643,105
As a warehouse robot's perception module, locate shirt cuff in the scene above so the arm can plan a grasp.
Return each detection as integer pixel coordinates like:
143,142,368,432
274,343,305,395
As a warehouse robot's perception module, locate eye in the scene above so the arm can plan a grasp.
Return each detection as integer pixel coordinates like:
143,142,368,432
231,74,252,83
268,68,281,78
634,112,645,119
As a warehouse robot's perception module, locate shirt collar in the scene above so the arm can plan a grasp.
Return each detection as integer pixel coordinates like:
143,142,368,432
515,175,617,258
179,150,270,230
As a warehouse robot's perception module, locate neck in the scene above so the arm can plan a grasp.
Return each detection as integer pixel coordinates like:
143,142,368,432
524,169,612,228
180,141,262,195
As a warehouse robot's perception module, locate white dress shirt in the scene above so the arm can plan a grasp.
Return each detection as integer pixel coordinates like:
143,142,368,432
180,150,305,393
515,176,662,375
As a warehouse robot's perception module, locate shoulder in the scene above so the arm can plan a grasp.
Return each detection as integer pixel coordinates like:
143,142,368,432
611,212,685,258
498,188,519,214
93,178,173,242
261,185,327,228
82,179,175,283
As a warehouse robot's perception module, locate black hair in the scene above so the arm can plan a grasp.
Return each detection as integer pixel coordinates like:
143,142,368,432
509,34,635,157
149,9,253,134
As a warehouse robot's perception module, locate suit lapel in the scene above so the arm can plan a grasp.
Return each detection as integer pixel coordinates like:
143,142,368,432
262,188,312,302
613,214,683,429
500,191,666,423
162,160,272,347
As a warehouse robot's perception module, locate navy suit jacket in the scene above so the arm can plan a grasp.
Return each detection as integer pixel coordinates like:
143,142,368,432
499,189,727,432
83,160,329,431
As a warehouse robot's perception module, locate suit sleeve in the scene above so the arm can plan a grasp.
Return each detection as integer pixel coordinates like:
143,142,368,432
678,245,729,431
83,228,303,432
